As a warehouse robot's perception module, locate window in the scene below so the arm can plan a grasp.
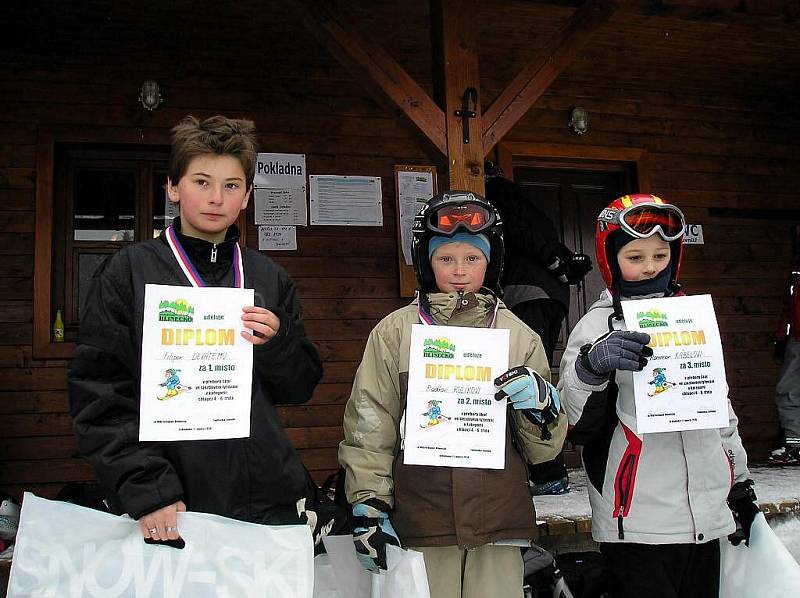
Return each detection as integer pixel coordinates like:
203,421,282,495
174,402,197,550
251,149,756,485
33,128,248,358
33,128,171,358
52,147,171,338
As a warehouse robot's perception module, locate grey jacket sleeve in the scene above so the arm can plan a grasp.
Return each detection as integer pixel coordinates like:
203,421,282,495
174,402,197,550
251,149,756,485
558,310,616,445
721,391,750,483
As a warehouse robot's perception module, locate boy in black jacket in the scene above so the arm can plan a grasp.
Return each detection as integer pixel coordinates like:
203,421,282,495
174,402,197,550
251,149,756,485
68,116,323,543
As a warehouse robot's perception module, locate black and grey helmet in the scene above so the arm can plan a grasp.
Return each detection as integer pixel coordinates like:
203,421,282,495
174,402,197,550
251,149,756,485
411,190,505,294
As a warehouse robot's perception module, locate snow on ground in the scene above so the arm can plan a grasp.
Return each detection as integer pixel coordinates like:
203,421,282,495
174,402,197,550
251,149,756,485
771,516,800,563
536,465,800,519
535,465,800,562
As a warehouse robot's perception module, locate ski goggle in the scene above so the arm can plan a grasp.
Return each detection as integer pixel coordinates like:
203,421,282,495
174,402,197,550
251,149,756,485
616,203,686,241
426,202,495,234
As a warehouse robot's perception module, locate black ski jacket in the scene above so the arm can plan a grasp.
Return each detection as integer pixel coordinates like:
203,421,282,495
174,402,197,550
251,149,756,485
68,221,322,522
485,176,570,308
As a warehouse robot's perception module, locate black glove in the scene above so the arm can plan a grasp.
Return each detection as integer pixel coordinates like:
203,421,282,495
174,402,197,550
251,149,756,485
727,479,759,547
575,331,653,385
564,253,593,285
352,498,400,571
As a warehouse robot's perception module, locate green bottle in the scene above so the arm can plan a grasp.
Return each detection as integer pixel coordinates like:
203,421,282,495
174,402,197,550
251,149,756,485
53,308,65,343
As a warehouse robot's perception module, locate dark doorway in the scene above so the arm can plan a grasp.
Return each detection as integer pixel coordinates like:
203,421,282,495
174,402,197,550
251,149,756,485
513,166,631,469
514,167,629,372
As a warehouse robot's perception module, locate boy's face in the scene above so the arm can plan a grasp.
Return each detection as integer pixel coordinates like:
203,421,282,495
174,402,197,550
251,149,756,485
616,235,671,282
431,241,487,293
167,154,251,243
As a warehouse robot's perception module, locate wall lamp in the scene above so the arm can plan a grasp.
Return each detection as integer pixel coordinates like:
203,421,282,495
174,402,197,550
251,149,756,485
139,80,163,111
568,106,589,135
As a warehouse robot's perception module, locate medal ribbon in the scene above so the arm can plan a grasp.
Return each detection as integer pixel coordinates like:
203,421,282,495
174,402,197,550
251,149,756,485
165,225,244,288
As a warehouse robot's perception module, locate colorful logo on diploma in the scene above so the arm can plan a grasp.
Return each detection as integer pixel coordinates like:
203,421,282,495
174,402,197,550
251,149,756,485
420,399,451,429
157,368,192,401
647,367,677,397
423,337,455,359
158,298,195,322
636,309,668,328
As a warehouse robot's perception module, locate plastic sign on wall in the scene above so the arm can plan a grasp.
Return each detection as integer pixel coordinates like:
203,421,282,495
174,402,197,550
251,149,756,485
683,224,704,245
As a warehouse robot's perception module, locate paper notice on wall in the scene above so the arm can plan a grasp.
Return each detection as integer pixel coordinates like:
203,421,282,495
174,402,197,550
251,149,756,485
309,175,383,226
397,170,434,265
254,187,307,226
258,226,297,251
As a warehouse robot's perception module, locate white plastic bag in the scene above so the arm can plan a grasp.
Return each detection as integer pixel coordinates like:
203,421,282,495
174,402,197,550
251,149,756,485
720,512,800,598
8,492,314,598
314,535,430,598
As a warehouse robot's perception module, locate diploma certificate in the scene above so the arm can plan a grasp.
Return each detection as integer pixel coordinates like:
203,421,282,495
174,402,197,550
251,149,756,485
621,294,730,433
404,324,509,469
139,284,254,441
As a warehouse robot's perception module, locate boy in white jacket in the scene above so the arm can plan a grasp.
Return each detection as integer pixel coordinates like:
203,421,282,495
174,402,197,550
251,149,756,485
558,194,759,598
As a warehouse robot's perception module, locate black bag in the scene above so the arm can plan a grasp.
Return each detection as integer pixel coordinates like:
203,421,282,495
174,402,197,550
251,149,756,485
300,467,351,555
555,551,611,598
54,482,110,513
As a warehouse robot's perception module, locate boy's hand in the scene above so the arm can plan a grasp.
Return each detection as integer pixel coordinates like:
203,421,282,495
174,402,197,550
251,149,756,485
575,330,652,385
494,366,559,424
241,306,281,345
352,499,400,571
139,500,186,541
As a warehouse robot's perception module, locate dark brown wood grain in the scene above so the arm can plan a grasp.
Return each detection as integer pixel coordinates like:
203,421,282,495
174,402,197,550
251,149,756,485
0,0,796,496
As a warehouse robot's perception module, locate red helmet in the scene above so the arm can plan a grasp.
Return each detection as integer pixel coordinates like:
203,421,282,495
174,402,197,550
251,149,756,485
596,194,686,291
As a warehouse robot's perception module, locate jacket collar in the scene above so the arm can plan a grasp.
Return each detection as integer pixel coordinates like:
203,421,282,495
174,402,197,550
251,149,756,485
160,217,241,286
420,288,498,327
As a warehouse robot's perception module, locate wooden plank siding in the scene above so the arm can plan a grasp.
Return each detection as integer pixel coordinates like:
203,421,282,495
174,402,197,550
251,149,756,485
0,0,798,500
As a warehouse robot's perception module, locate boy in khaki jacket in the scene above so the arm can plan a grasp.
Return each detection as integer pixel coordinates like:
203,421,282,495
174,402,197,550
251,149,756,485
339,191,567,598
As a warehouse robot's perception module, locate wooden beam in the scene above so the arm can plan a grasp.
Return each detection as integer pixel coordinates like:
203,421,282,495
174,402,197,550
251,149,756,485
528,0,799,25
482,0,615,154
623,0,800,22
432,0,485,193
284,0,447,155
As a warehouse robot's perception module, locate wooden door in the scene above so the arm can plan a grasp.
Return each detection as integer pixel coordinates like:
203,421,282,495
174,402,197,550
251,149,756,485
513,167,629,468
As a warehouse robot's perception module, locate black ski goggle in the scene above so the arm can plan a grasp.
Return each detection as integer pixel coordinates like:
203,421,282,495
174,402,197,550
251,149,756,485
426,202,495,235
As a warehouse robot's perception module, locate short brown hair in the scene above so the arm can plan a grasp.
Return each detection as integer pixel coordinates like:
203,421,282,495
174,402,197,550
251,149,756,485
169,115,258,186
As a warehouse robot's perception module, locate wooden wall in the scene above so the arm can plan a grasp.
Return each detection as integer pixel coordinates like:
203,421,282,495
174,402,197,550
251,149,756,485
0,0,798,499
480,4,800,460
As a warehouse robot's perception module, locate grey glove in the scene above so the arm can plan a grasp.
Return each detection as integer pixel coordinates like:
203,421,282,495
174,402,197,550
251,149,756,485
575,330,652,385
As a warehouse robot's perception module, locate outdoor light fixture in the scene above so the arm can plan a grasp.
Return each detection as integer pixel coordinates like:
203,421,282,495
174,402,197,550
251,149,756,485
139,80,163,111
568,106,588,135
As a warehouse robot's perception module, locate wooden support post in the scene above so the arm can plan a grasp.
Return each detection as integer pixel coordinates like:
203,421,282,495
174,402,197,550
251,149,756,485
432,0,485,195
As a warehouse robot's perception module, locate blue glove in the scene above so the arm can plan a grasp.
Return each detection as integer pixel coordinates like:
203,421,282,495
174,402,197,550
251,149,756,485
494,366,560,428
575,330,652,385
352,499,400,571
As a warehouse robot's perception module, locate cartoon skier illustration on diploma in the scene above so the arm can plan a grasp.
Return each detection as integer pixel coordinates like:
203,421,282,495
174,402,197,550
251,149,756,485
420,399,450,428
158,368,192,401
648,367,676,396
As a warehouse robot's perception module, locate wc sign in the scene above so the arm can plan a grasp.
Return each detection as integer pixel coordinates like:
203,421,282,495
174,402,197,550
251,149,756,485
683,224,704,245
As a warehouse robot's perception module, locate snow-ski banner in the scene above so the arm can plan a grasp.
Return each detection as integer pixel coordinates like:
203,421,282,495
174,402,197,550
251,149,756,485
621,294,729,433
139,284,254,441
404,324,509,469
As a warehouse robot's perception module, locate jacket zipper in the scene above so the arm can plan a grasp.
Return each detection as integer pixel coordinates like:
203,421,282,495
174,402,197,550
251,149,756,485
616,453,635,540
210,244,218,263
